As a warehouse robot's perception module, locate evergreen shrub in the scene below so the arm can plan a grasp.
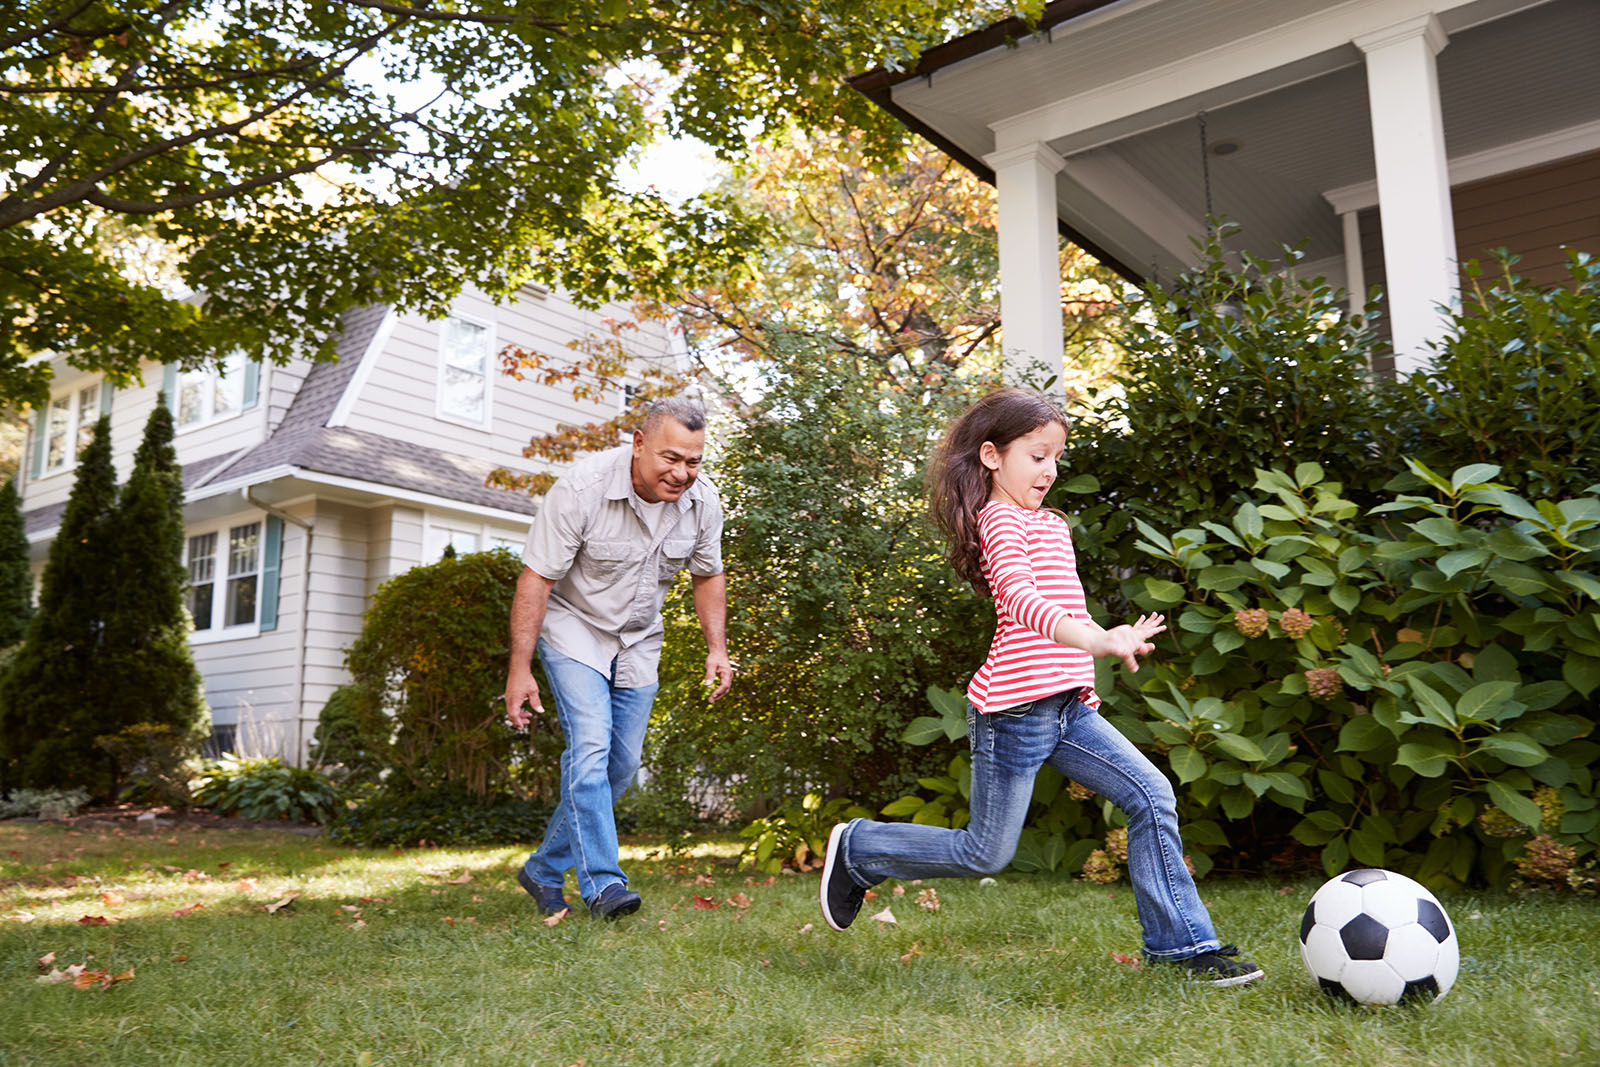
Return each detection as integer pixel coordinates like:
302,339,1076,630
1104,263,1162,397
0,478,30,648
95,723,198,808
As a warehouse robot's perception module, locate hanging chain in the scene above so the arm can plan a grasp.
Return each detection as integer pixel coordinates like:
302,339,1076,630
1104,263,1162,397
1198,109,1214,235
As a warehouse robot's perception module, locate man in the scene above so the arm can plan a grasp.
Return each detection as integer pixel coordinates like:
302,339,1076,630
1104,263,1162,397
504,395,732,919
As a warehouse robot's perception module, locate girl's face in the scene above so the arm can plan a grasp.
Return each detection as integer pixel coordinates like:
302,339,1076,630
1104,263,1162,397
981,422,1067,510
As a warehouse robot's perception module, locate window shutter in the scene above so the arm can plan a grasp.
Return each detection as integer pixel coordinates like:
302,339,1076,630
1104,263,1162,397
242,359,260,410
161,363,177,407
259,514,284,631
30,408,47,480
99,381,114,415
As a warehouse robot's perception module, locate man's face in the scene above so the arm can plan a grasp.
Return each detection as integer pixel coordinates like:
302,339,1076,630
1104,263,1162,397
631,419,705,503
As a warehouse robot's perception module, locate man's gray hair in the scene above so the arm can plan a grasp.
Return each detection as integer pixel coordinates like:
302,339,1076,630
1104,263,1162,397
642,394,707,436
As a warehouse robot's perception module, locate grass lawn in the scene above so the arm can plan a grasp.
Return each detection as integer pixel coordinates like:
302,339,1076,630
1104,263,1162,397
2,820,1597,1067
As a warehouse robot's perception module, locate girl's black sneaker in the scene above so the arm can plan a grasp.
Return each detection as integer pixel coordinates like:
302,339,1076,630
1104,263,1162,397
1170,945,1264,986
819,822,867,931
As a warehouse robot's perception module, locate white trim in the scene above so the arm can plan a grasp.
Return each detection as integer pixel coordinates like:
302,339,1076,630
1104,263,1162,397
184,510,266,644
32,379,105,481
434,309,496,430
1352,12,1449,56
1323,118,1600,214
1341,211,1365,315
1060,151,1203,266
325,306,397,428
985,0,1538,153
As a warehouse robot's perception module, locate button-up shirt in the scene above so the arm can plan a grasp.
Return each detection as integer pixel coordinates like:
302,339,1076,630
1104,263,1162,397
522,445,724,687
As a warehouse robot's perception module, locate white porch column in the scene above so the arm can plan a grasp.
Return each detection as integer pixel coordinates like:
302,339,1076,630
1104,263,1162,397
1355,15,1458,375
1340,209,1365,318
983,142,1066,389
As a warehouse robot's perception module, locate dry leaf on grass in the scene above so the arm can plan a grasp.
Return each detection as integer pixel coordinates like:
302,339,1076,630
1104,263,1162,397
264,893,298,914
728,893,752,909
863,890,878,901
37,963,85,985
100,891,124,907
692,893,720,910
445,870,474,885
543,908,571,927
170,902,204,917
916,888,941,913
73,967,135,990
237,878,259,892
76,915,111,926
1110,952,1141,970
37,951,57,969
899,942,922,963
870,907,898,925
891,884,906,897
694,873,715,886
4,912,36,923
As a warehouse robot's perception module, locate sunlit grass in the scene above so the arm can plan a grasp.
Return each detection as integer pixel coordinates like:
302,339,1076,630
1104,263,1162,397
2,821,1597,1066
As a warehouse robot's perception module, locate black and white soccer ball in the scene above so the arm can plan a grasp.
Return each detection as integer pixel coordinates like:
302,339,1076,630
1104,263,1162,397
1299,868,1459,1005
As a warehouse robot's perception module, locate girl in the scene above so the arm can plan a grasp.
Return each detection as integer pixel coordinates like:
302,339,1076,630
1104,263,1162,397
819,388,1262,986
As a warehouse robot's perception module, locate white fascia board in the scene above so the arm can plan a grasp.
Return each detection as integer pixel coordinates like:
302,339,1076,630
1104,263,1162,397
186,464,539,526
987,0,1532,153
1323,118,1600,214
325,306,398,428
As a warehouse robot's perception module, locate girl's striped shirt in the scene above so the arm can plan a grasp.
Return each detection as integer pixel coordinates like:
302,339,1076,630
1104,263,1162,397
965,501,1100,714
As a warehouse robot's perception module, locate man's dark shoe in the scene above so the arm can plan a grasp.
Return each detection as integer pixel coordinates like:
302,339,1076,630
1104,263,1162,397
589,882,642,920
819,822,867,931
516,867,569,916
1166,944,1264,987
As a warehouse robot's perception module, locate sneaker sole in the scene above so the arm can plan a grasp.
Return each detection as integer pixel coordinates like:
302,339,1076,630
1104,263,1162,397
595,897,640,921
1202,966,1265,988
819,822,852,932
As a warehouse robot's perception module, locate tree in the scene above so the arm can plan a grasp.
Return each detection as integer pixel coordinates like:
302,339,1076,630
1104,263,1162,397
0,476,29,647
101,396,206,744
0,415,120,794
0,0,1024,408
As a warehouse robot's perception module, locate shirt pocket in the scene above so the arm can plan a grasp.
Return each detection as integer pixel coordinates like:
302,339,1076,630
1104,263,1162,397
658,537,696,582
580,540,644,584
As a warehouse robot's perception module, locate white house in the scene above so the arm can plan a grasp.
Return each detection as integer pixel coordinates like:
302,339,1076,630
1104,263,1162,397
851,0,1599,379
17,287,682,762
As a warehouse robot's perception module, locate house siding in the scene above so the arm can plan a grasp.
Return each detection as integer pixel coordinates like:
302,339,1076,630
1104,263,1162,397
300,500,370,724
1452,149,1600,288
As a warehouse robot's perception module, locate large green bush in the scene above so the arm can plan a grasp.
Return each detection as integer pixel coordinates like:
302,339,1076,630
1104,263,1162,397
342,548,561,800
1108,461,1598,887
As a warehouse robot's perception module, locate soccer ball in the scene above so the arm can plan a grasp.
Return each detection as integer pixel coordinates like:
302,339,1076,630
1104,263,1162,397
1298,868,1459,1004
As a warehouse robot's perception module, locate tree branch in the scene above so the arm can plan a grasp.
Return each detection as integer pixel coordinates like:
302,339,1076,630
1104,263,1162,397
0,0,102,54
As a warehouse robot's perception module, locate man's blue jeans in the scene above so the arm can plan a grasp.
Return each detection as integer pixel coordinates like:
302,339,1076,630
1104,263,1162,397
522,640,657,905
838,688,1221,960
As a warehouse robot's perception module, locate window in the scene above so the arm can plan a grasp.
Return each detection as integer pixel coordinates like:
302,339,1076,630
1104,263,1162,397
175,352,252,430
39,382,104,475
424,522,480,561
184,522,260,634
201,724,237,760
438,315,490,424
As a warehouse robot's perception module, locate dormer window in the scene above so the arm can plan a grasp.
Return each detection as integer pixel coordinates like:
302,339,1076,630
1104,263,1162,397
173,352,258,431
437,314,492,425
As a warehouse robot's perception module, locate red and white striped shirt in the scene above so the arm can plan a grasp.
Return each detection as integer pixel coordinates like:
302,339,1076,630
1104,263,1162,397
965,501,1099,714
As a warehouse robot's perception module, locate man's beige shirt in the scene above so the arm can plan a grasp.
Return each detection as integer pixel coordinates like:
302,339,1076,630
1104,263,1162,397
522,445,724,687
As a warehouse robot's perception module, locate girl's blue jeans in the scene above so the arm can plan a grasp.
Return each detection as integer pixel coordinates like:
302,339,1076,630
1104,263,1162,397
838,687,1222,960
522,639,657,906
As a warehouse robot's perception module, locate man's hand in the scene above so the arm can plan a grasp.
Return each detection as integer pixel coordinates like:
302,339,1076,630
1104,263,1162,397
505,669,543,729
1099,613,1166,673
704,651,733,703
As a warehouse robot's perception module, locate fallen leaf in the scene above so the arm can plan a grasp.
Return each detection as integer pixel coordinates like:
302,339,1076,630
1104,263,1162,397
181,869,209,882
264,893,298,914
870,907,898,925
341,905,363,913
1278,886,1295,895
798,923,814,934
916,888,941,913
4,912,36,923
1111,952,1141,970
237,878,259,892
692,893,720,910
891,884,906,897
543,908,571,927
471,894,484,903
656,919,668,930
218,861,232,869
77,915,111,925
348,919,367,930
445,870,473,885
173,956,188,962
170,902,204,917
728,892,752,909
694,873,715,886
440,916,458,925
37,951,57,969
100,890,125,907
863,889,878,901
899,941,922,962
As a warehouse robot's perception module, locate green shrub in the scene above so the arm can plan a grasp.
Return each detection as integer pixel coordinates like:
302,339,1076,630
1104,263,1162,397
0,786,90,819
1109,460,1597,887
343,548,561,800
738,792,871,875
310,684,383,784
1405,249,1600,502
95,723,200,808
326,786,552,848
192,754,345,824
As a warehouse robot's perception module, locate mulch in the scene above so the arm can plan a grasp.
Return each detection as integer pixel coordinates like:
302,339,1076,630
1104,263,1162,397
20,803,323,835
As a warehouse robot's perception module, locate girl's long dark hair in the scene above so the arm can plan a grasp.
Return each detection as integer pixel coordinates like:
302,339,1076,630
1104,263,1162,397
928,388,1069,596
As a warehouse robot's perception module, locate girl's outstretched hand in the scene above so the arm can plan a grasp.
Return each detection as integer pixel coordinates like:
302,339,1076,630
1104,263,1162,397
1101,613,1166,672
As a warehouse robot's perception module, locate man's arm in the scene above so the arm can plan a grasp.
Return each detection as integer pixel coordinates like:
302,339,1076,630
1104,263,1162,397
505,567,558,727
691,571,733,702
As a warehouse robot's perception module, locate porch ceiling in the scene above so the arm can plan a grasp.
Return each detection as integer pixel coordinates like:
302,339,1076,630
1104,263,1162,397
865,0,1599,281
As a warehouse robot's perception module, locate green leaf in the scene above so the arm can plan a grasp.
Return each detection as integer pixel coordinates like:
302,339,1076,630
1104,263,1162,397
1485,779,1543,831
1437,548,1490,579
1328,583,1359,613
1450,463,1502,490
1294,461,1325,487
1455,680,1520,724
1406,677,1458,728
1058,473,1099,494
1349,827,1387,867
901,716,947,745
1211,732,1265,763
1321,836,1351,878
1318,768,1357,804
1517,679,1573,712
1338,715,1393,752
879,795,925,817
1563,654,1600,697
1395,741,1454,777
1234,502,1262,541
1474,733,1550,768
1556,571,1600,601
1169,745,1207,784
1141,577,1186,606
